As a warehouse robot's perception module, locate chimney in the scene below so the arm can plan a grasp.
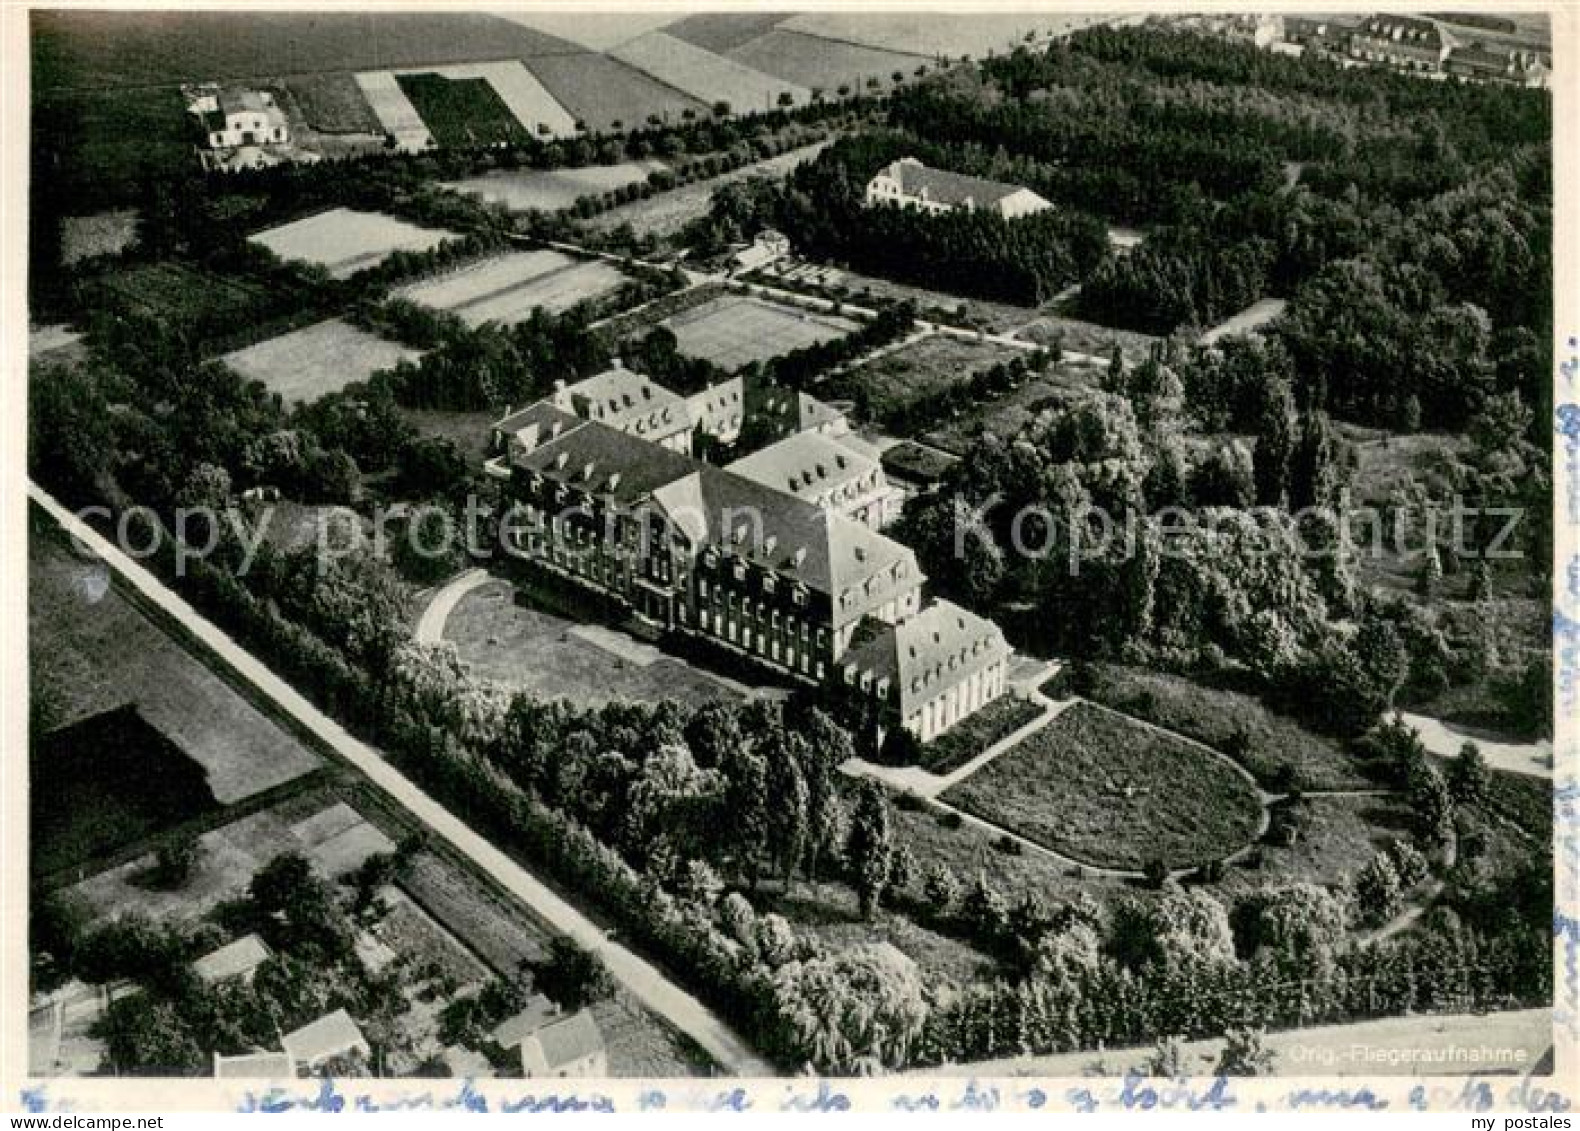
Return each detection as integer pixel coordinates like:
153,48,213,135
607,472,622,492
555,452,569,470
610,356,624,370
792,546,807,567
583,461,596,481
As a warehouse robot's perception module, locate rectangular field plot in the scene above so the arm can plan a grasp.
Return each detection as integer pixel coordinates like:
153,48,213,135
822,333,1021,427
446,159,666,212
221,319,422,404
250,207,459,278
29,532,324,813
728,30,929,93
611,31,810,111
87,261,273,334
396,61,577,145
354,71,434,150
398,252,627,326
665,294,857,371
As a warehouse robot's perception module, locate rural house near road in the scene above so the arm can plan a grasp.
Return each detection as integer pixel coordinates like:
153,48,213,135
865,157,1053,219
192,88,290,149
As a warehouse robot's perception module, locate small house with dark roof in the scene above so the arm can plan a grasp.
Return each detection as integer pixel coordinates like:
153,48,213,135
865,158,1053,220
520,1010,606,1079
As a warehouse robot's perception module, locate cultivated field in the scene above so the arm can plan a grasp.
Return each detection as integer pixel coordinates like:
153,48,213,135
397,251,628,326
729,29,929,93
665,294,857,371
354,71,434,150
940,702,1266,871
921,374,1086,457
780,12,1103,58
1074,663,1374,792
398,60,577,144
822,333,1022,428
525,53,706,132
585,140,830,240
611,31,811,112
221,319,422,404
60,210,137,265
250,207,460,278
30,528,324,809
443,579,743,709
446,159,666,212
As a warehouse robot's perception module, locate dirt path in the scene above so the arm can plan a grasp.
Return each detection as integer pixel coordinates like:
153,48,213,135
1397,710,1552,779
32,483,775,1077
412,567,491,644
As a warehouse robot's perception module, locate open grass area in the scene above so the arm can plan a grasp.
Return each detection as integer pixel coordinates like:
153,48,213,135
1016,313,1161,365
250,207,460,279
780,11,1094,57
585,141,831,241
526,53,707,134
666,293,857,371
221,319,422,405
397,72,531,147
921,695,1046,775
30,524,324,809
435,259,629,327
823,334,1021,429
1072,663,1374,792
611,31,810,111
879,441,959,486
941,702,1265,871
447,160,666,212
61,210,138,266
394,249,575,313
663,12,794,54
443,579,743,710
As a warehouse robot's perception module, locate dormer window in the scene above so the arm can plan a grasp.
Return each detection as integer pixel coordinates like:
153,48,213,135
555,452,569,470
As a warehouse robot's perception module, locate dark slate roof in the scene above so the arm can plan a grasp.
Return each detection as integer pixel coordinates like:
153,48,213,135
842,598,1009,715
1356,15,1444,46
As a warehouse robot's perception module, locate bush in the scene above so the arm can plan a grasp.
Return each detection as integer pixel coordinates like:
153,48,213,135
534,935,616,1010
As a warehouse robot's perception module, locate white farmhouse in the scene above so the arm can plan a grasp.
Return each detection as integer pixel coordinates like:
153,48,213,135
864,157,1052,220
191,88,290,150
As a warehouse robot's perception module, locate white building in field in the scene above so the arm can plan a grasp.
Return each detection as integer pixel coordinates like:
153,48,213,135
192,89,290,150
865,157,1052,220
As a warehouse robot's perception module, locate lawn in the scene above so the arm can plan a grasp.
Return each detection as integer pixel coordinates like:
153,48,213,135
585,140,830,241
373,887,491,991
397,72,531,147
395,249,574,311
611,31,811,111
455,260,629,326
1198,297,1288,346
30,526,324,808
526,53,707,133
1071,663,1375,792
1214,795,1416,900
396,409,497,467
86,262,275,340
221,319,422,404
442,579,743,710
281,72,382,134
940,702,1265,871
446,160,666,212
249,208,460,278
823,334,1022,429
879,441,959,487
921,695,1046,775
665,294,857,371
729,30,928,94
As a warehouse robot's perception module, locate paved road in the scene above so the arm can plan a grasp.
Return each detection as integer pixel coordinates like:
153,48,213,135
30,483,776,1077
412,567,490,644
1398,710,1552,779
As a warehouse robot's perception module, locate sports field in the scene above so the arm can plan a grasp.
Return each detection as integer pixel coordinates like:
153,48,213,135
250,207,459,278
221,319,422,404
398,252,628,326
446,159,666,211
664,294,857,371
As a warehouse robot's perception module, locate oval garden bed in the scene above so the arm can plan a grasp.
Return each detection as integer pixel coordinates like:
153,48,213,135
939,702,1265,872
